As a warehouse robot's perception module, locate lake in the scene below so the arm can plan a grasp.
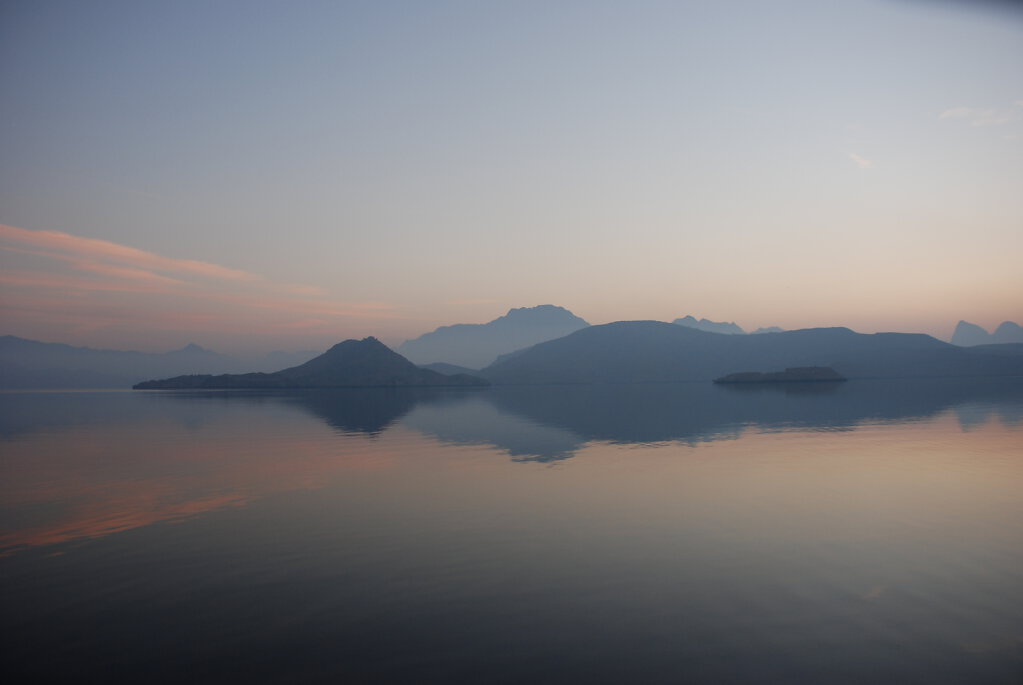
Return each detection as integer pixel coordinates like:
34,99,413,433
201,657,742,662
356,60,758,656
2,378,1022,683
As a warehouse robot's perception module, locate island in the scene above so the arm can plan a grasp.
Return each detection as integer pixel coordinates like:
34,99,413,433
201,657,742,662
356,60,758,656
133,337,489,389
713,367,847,384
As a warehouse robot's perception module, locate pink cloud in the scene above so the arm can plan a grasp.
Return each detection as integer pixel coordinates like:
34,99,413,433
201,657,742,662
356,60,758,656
0,223,421,347
0,224,258,281
1,244,188,286
1,228,417,346
0,269,178,294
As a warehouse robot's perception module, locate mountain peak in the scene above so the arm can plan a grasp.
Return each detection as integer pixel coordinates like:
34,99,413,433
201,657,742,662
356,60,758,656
323,336,385,353
506,304,570,315
498,305,588,325
672,315,746,335
397,305,590,368
951,320,992,346
992,321,1023,344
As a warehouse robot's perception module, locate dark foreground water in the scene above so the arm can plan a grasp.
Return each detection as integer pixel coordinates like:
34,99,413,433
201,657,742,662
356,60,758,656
2,378,1022,684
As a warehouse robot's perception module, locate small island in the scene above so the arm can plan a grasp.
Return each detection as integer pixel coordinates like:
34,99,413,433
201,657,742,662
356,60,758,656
133,337,489,389
713,366,846,384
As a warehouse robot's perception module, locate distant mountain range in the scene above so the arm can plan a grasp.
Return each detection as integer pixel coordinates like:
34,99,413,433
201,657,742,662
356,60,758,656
6,308,1023,389
397,304,590,369
950,320,1023,346
135,337,488,389
0,336,238,389
0,335,318,389
673,315,783,335
481,321,1023,384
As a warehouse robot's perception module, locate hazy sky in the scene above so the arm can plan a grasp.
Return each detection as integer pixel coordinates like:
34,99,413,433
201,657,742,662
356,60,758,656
2,0,1020,352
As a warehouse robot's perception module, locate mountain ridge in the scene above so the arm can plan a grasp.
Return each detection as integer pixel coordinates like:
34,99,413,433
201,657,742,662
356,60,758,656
397,304,590,368
673,315,746,335
951,320,1023,346
482,321,1023,385
0,335,321,388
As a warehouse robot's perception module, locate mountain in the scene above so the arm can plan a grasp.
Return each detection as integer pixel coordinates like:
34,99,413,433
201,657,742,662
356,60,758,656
992,321,1023,344
134,337,489,389
951,320,1023,346
482,321,1023,385
0,335,333,388
673,317,786,335
951,321,994,346
0,336,244,389
397,305,590,369
673,315,745,335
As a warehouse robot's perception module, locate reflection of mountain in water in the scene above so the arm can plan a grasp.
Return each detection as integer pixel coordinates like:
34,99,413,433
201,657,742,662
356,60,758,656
146,379,1023,461
396,378,1023,461
953,400,1023,432
12,379,1017,463
483,379,1023,451
402,396,582,462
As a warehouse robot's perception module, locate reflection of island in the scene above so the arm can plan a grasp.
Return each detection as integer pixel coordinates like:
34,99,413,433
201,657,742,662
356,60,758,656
713,367,846,384
475,378,1023,455
4,378,1021,554
358,377,1023,462
149,387,480,435
41,377,1023,460
401,396,583,462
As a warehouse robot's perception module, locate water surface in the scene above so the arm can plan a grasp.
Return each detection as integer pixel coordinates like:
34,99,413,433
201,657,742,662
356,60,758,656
2,379,1021,683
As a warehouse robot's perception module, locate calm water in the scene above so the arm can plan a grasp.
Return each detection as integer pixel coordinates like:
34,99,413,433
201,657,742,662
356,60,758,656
2,379,1022,684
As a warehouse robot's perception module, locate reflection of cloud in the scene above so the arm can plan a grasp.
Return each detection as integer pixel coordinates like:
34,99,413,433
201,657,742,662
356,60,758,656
0,419,394,554
849,153,873,169
5,492,251,551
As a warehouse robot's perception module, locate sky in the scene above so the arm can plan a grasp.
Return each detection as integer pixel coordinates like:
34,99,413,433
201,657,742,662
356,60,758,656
1,0,1021,353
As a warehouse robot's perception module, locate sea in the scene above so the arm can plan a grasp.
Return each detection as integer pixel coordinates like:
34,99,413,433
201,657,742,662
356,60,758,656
2,378,1021,683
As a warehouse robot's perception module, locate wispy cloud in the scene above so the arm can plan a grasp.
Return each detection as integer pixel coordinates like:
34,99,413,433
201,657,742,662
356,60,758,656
849,153,873,169
0,269,178,294
0,224,258,281
939,105,1014,127
0,223,406,347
